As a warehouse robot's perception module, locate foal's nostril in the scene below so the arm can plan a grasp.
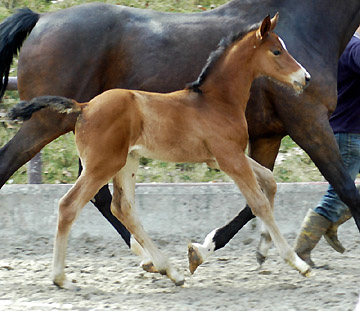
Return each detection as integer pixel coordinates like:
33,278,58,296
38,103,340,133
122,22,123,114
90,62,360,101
302,73,311,90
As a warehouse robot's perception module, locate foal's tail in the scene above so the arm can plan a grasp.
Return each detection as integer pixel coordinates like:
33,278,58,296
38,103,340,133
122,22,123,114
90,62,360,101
0,8,40,99
8,96,82,121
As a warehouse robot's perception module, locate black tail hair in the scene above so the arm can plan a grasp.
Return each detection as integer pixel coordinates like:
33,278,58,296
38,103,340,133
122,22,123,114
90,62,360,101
0,8,40,99
9,96,78,121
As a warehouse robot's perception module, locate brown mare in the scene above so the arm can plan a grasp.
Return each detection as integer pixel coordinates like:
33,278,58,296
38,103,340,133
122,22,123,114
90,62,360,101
10,15,310,289
1,0,360,272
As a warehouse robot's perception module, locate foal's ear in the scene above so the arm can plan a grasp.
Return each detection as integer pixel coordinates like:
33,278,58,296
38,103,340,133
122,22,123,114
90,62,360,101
256,15,271,41
270,12,279,31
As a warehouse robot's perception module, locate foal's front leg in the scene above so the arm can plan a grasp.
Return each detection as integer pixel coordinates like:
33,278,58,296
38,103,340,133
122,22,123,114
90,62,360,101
188,155,271,273
220,153,310,276
190,150,310,276
110,154,184,286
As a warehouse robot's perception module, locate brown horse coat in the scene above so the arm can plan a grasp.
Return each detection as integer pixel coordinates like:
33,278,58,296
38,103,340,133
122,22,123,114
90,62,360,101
0,0,360,262
17,16,310,288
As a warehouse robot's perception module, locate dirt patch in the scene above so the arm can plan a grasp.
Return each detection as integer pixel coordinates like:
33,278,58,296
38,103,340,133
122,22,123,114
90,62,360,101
1,227,359,311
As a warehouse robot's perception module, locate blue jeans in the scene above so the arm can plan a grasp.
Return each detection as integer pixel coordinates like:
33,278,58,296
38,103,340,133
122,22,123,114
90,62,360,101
315,132,360,222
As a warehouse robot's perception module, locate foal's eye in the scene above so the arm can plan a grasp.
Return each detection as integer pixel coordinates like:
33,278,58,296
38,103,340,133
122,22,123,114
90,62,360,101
272,50,281,56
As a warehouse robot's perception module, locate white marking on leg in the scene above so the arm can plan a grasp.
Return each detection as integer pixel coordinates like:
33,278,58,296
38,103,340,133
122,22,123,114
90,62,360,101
257,223,272,263
290,253,313,277
191,228,218,263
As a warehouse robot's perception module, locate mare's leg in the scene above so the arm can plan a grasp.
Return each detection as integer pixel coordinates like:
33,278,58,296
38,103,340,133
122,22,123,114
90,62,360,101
110,154,184,286
52,173,109,290
0,109,78,188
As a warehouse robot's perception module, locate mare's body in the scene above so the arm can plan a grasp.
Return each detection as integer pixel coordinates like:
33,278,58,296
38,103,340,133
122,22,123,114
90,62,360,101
0,0,360,261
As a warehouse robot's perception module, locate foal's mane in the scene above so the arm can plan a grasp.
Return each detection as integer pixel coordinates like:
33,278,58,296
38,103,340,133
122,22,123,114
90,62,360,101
186,23,261,93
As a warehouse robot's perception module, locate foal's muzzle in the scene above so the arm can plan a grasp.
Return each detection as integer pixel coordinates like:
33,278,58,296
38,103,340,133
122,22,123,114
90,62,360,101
293,71,311,93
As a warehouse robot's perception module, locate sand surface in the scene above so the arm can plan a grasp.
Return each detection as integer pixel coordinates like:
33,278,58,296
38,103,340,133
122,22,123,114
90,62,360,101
1,223,359,311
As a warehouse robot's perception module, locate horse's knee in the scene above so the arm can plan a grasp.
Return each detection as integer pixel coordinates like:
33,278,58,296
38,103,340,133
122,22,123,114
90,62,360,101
259,168,277,198
249,196,273,219
58,196,78,229
111,198,133,220
110,199,121,219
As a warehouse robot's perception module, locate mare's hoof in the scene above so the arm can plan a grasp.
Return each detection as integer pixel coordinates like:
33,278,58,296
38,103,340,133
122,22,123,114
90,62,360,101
188,244,203,274
256,251,266,265
141,262,158,273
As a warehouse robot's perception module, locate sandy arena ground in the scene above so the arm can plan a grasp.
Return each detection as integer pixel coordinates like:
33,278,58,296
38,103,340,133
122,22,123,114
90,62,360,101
0,219,359,311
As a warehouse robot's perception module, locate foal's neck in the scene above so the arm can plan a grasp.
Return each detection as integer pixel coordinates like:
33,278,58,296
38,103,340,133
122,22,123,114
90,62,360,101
200,34,258,111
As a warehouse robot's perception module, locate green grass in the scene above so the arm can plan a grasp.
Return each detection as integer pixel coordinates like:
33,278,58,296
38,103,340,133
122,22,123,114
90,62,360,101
0,0,324,184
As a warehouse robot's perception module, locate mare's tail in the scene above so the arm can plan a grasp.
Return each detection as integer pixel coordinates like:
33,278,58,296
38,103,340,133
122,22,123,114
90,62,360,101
8,96,81,121
0,8,40,99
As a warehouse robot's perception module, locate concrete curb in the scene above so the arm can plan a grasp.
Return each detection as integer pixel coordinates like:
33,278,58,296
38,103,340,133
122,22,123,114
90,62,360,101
2,182,344,241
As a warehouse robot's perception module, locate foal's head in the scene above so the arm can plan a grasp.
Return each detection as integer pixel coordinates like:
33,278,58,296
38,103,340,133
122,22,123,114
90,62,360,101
187,14,310,95
250,14,310,93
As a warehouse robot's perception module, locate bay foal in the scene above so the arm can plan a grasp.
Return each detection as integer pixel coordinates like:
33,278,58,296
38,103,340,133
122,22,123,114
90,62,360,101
11,15,310,288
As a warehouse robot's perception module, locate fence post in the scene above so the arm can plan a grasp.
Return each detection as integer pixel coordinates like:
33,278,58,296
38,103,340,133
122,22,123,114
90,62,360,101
28,152,42,184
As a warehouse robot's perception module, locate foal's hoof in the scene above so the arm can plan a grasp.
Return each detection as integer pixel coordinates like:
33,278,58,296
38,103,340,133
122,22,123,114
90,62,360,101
188,244,203,274
256,251,266,265
289,255,313,277
164,266,185,286
141,261,158,273
53,279,80,291
173,277,185,287
302,267,313,277
300,267,315,278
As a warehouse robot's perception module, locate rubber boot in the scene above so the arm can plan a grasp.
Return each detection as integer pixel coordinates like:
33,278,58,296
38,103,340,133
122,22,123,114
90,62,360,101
323,208,352,253
324,185,359,253
294,209,331,267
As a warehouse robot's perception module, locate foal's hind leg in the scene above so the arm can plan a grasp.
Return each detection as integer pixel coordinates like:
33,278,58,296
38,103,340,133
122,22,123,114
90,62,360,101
246,156,275,265
52,174,109,290
78,161,153,270
78,160,132,246
110,154,184,286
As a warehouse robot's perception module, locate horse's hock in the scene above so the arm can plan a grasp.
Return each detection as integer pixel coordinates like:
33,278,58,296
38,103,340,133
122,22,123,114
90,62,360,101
1,182,356,241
